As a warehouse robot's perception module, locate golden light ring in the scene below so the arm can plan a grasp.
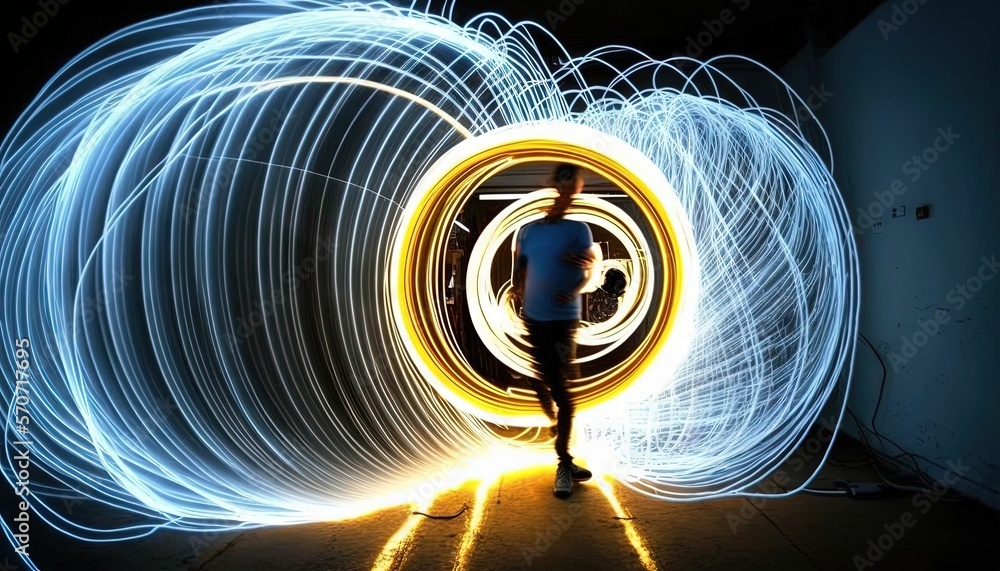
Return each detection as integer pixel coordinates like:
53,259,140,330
390,122,698,426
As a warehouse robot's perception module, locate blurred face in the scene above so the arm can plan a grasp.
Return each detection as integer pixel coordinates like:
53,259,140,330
549,176,581,219
557,175,583,197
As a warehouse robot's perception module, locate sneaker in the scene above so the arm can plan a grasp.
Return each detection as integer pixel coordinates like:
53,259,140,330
568,463,592,482
554,463,572,498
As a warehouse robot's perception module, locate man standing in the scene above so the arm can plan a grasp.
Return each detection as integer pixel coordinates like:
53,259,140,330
512,163,596,498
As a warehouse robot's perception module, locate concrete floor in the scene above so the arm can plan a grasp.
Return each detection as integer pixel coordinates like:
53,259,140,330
10,438,1000,571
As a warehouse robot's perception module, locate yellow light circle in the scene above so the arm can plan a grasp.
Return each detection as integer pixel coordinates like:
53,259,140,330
390,122,698,426
464,190,657,372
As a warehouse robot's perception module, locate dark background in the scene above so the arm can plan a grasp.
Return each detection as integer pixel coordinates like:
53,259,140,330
0,0,883,137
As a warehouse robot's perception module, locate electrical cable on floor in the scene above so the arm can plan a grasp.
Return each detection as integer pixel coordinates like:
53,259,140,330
802,488,849,496
796,345,926,499
831,332,997,501
859,333,890,454
794,333,997,503
412,504,469,519
613,506,636,520
853,334,942,490
846,409,955,498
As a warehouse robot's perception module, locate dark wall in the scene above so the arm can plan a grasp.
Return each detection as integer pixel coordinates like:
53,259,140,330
784,0,1000,508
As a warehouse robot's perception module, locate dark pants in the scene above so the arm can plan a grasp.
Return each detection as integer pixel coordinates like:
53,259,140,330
524,319,579,464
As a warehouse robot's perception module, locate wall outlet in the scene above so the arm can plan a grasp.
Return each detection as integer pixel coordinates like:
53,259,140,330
872,219,884,234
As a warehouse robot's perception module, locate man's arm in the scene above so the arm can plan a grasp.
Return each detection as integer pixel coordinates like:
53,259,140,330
563,222,597,269
556,241,601,305
563,247,597,270
512,230,528,302
556,277,588,305
512,252,527,299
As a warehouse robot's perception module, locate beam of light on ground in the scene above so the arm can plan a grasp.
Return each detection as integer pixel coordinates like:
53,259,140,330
371,511,426,571
452,477,496,571
595,475,659,571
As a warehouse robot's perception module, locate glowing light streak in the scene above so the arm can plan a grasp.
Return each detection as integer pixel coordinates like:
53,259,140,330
254,75,475,139
452,477,496,571
478,193,629,200
372,511,426,571
0,0,859,565
595,475,659,571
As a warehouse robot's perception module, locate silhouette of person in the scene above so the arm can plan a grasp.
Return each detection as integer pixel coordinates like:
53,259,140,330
512,163,596,498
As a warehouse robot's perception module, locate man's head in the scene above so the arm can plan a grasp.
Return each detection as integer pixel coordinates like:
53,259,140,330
552,163,584,197
547,163,584,220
